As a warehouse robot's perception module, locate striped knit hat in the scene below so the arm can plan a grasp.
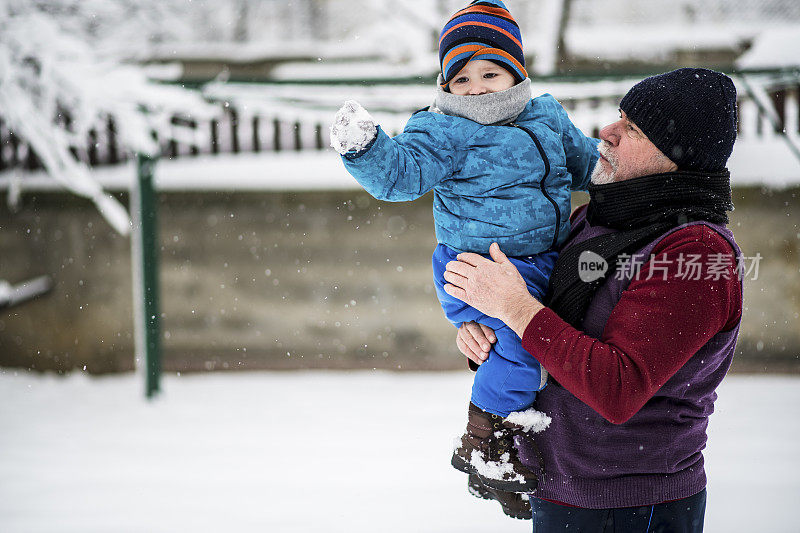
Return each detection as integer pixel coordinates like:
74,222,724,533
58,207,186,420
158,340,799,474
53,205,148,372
439,0,527,89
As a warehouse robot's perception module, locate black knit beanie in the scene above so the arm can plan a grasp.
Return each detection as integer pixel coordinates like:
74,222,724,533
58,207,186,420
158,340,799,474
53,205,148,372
619,68,738,172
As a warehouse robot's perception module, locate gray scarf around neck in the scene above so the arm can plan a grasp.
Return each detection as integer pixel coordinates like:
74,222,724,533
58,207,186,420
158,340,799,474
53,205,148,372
431,75,531,126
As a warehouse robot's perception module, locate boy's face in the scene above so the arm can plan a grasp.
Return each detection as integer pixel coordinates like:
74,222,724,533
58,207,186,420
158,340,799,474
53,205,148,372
447,59,516,96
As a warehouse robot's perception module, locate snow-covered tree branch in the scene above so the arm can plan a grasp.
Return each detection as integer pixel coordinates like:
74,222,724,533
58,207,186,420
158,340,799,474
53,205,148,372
0,0,217,235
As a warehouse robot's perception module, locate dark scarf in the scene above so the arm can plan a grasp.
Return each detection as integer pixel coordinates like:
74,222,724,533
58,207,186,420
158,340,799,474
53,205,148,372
546,169,734,328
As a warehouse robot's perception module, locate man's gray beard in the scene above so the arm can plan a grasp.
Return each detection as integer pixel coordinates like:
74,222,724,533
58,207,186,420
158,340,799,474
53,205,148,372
590,141,676,185
590,162,615,185
591,141,617,184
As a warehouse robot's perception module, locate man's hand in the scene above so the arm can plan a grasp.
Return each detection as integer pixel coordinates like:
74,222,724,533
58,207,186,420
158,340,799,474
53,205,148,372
456,321,497,366
330,100,377,155
443,243,545,337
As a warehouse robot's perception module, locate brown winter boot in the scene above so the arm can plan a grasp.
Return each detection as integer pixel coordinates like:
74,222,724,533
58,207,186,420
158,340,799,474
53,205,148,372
451,402,541,493
467,472,532,520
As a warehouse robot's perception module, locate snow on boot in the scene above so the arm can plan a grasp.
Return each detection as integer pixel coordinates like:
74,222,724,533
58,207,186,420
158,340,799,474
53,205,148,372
467,472,532,520
452,402,547,493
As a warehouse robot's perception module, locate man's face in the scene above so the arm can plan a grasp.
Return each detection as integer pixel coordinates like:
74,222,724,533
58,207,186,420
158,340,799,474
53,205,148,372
447,59,516,96
591,111,677,185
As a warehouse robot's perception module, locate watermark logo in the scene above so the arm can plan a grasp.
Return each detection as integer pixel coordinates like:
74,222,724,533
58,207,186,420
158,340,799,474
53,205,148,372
577,252,762,283
617,252,762,281
578,250,608,283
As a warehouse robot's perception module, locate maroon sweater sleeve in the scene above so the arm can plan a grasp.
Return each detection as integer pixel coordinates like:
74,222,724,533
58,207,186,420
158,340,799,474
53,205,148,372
522,225,742,424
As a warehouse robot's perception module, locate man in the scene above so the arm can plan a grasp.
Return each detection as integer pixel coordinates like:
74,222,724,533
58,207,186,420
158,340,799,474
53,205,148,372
443,68,741,532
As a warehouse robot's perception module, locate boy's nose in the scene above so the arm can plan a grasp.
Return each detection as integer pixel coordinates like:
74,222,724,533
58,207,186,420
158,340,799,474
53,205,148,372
469,83,488,95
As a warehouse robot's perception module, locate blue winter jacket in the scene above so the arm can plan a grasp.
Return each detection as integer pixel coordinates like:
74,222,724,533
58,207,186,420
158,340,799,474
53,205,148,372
342,94,599,257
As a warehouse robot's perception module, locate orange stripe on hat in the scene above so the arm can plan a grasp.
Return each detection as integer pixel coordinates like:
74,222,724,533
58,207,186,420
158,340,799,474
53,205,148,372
439,20,523,49
441,44,486,71
471,48,527,76
439,47,527,87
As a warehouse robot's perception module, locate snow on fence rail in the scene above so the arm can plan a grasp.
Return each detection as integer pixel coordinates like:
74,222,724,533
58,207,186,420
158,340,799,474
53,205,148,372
1,74,799,182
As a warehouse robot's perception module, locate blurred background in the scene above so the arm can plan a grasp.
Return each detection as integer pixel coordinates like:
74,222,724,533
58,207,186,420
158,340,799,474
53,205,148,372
1,0,798,374
0,1,799,532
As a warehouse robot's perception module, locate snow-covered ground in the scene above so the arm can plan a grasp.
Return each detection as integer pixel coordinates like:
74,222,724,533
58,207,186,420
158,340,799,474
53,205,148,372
0,371,798,532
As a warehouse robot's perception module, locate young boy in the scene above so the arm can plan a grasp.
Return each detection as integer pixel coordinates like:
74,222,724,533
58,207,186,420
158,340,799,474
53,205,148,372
330,0,598,516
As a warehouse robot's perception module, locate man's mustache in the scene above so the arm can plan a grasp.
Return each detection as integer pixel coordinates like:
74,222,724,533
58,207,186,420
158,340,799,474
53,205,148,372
597,141,617,170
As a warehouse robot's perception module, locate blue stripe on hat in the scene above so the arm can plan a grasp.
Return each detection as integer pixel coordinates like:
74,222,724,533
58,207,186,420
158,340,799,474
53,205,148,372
442,50,526,85
440,25,523,55
442,13,521,38
469,52,526,77
442,48,484,79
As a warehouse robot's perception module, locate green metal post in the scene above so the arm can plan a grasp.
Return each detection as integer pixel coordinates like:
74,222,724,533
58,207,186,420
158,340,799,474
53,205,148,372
137,153,161,398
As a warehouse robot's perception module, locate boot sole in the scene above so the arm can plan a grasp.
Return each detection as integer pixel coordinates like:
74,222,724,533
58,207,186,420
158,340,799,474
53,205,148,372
481,476,538,493
451,453,473,474
452,453,538,493
468,474,533,520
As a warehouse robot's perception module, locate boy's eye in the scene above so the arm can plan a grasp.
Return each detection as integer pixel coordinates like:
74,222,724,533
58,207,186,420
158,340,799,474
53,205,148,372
453,77,468,84
484,72,497,79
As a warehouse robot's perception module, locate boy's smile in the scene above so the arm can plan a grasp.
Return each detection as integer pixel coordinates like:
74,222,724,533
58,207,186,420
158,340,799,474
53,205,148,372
447,59,516,96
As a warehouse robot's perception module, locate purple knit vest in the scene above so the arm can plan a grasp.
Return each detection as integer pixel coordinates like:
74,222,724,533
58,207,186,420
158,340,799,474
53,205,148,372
522,209,743,509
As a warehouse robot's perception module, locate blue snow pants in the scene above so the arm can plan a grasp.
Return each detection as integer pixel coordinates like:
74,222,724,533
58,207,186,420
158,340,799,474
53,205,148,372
531,489,707,532
432,243,558,417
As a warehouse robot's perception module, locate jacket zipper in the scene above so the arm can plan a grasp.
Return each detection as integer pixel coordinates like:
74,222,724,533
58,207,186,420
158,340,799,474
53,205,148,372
508,122,561,249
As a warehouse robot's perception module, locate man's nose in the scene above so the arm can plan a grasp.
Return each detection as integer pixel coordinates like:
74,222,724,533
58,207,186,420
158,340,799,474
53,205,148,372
599,121,621,145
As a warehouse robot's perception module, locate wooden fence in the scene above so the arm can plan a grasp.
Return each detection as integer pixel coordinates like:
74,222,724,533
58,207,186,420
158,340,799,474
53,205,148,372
0,112,326,172
1,80,799,173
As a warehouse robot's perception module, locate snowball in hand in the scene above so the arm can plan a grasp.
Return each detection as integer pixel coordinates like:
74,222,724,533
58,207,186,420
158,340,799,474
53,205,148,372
330,100,377,155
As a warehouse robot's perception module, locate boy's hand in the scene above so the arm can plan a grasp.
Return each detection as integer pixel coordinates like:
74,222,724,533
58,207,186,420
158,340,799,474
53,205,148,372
457,321,497,367
330,100,378,155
